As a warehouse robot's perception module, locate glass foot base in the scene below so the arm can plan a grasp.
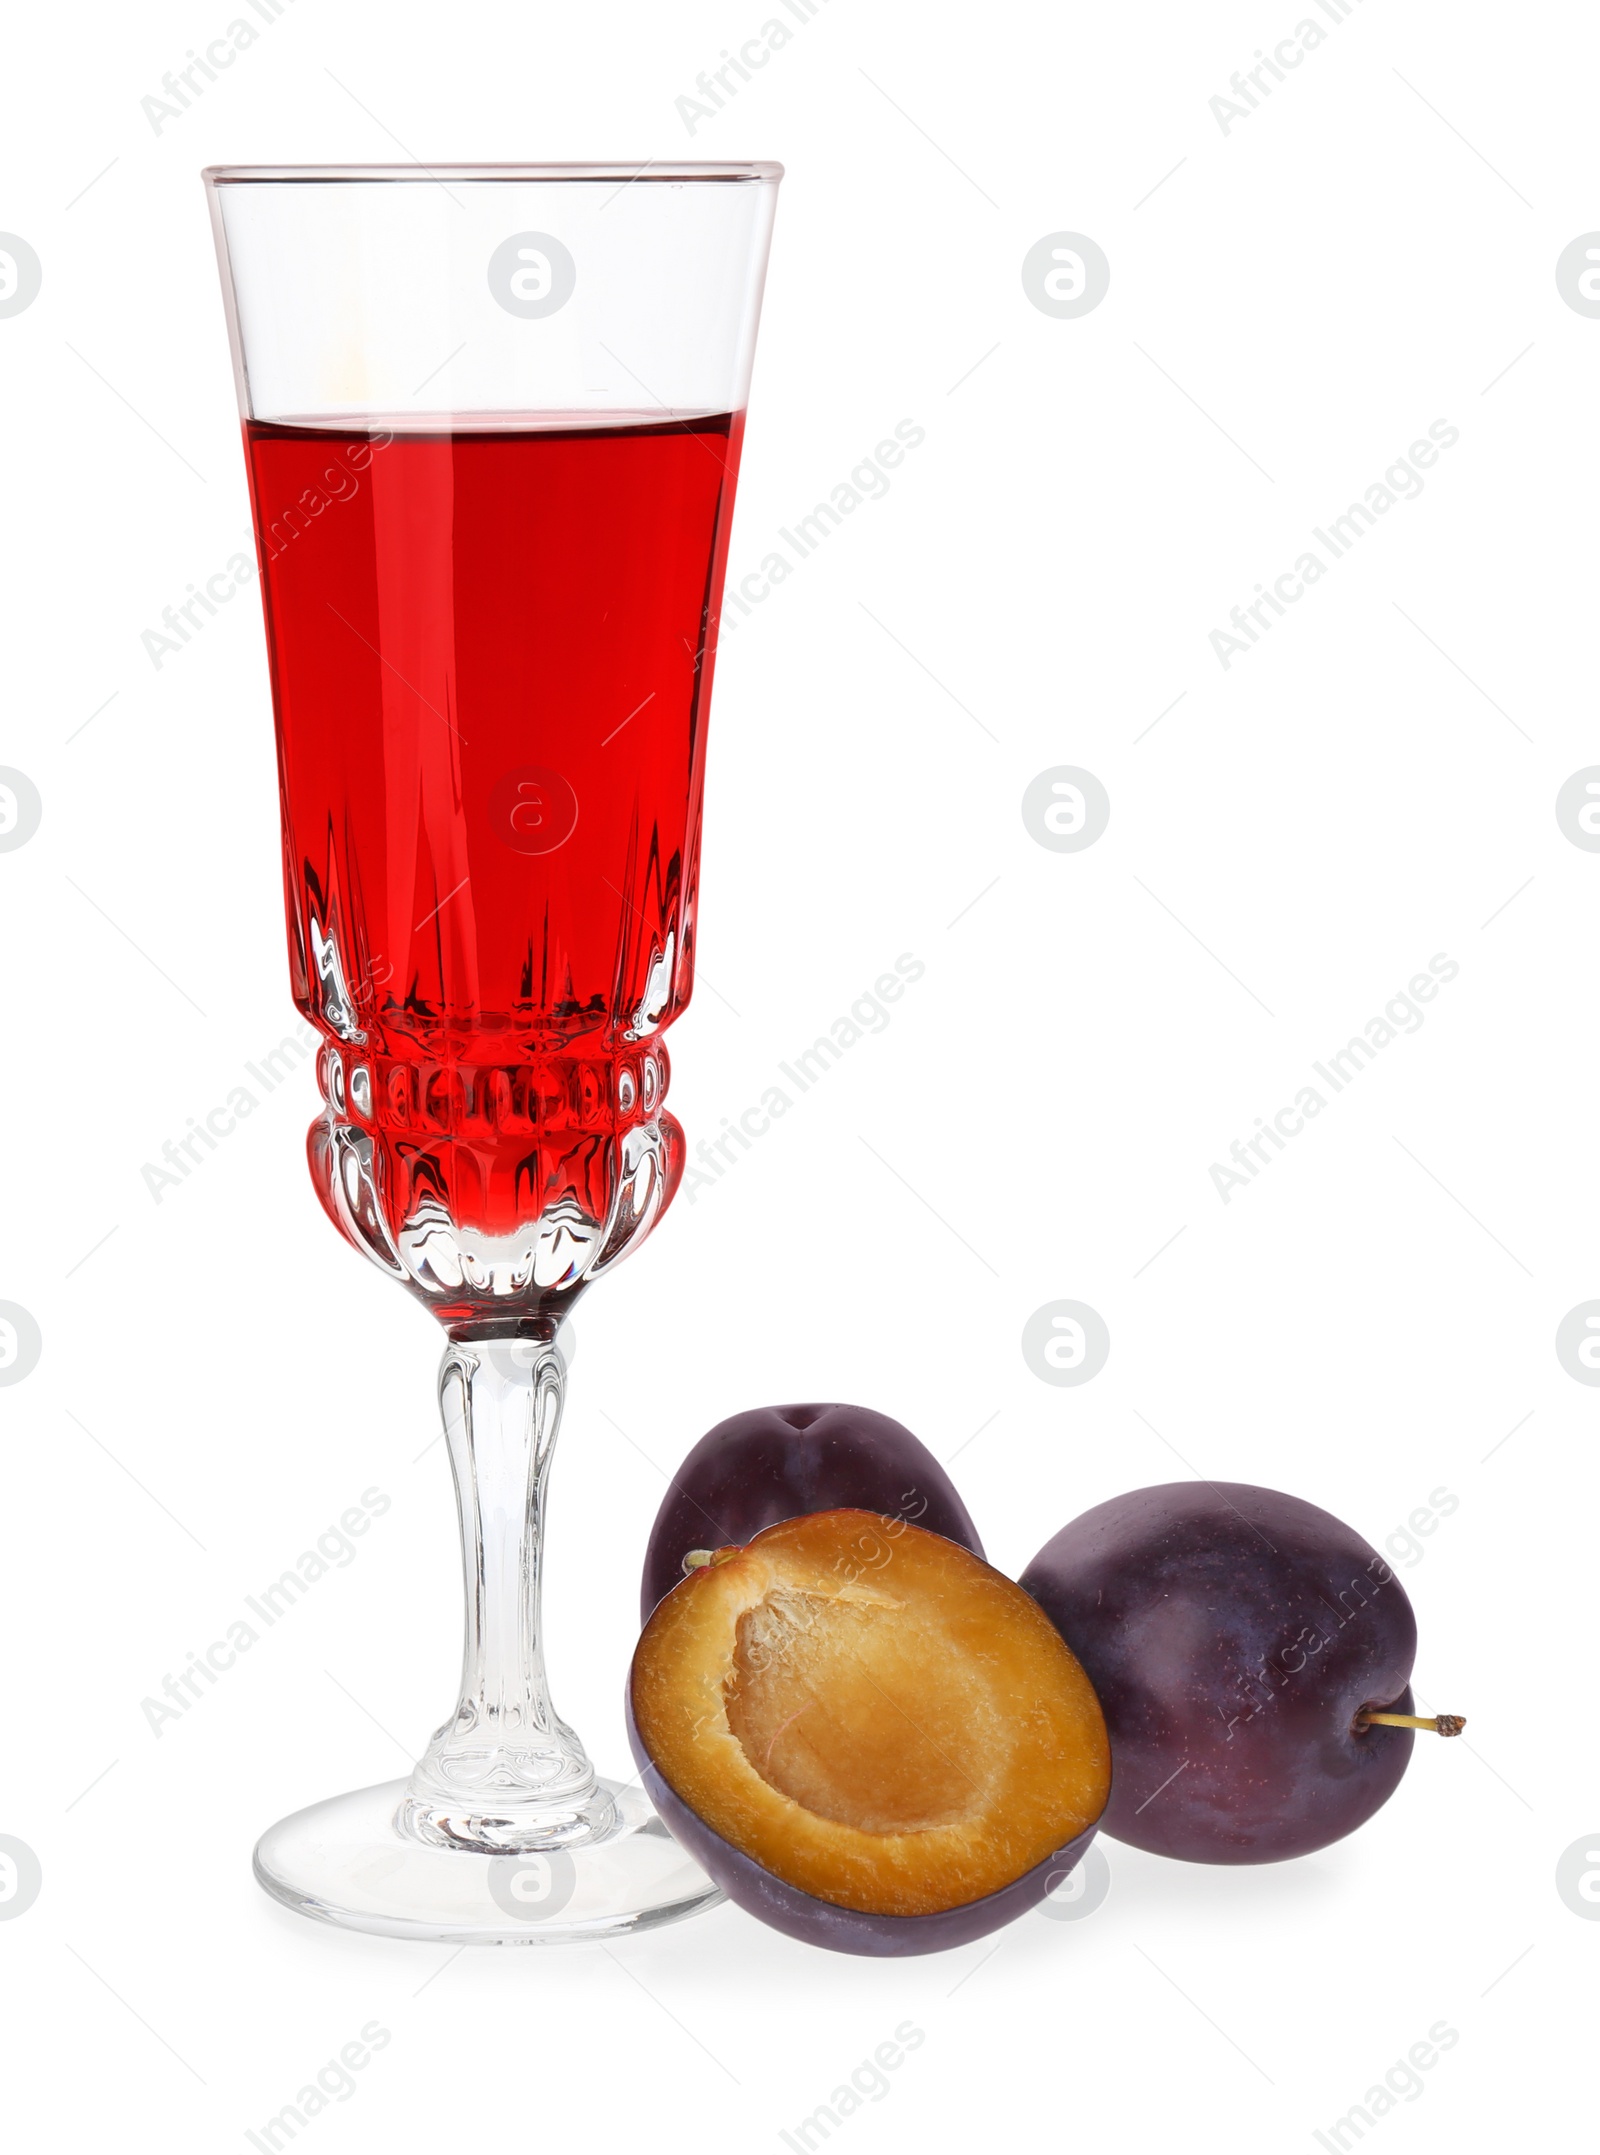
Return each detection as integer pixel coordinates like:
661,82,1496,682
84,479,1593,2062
253,1778,724,1944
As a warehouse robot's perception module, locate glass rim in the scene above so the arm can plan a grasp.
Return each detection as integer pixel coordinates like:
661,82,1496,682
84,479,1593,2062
203,160,782,186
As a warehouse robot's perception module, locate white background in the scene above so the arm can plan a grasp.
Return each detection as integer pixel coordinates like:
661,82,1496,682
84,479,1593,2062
0,2,1592,2147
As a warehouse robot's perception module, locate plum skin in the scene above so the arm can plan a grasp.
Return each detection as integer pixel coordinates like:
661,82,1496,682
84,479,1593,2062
625,1686,1100,1955
639,1403,982,1622
1020,1482,1417,1864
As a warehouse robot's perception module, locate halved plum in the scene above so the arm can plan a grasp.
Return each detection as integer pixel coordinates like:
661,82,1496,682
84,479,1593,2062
629,1509,1110,1953
640,1404,982,1623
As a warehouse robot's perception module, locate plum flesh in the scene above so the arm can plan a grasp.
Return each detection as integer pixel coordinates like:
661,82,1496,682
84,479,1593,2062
1020,1481,1417,1863
631,1510,1109,1951
640,1403,982,1622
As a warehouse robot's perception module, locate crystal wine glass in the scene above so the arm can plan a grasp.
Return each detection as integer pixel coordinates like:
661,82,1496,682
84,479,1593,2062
204,160,780,1942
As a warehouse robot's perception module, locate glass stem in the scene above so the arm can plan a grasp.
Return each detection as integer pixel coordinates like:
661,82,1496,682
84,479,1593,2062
399,1330,611,1853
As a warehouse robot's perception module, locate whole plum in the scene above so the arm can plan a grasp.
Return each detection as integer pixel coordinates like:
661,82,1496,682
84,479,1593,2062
640,1402,981,1622
1021,1481,1428,1863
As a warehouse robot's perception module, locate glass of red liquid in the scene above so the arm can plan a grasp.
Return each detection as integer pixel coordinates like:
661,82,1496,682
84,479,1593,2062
205,161,780,1942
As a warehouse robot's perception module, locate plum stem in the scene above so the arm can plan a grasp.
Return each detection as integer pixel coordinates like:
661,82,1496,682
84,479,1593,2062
1357,1710,1466,1737
682,1546,742,1573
